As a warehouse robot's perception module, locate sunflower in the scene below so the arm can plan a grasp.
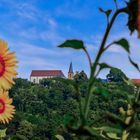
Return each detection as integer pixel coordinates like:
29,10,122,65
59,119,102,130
0,90,15,124
0,39,17,90
127,0,140,37
137,0,140,37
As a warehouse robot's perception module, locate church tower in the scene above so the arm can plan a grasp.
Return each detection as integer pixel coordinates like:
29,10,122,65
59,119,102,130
68,62,74,80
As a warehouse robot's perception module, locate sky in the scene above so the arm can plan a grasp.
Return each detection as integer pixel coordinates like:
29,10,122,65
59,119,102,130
0,0,140,79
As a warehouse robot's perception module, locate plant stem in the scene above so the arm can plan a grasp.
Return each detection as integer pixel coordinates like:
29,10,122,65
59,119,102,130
135,88,140,102
92,8,127,76
114,0,118,10
76,85,84,123
83,8,127,122
83,48,92,69
103,42,114,52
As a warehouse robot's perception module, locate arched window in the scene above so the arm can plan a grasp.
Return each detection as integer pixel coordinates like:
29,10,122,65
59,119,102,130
33,79,36,83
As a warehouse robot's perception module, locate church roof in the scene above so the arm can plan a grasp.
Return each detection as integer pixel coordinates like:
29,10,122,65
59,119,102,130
132,79,140,85
69,62,73,73
30,70,65,77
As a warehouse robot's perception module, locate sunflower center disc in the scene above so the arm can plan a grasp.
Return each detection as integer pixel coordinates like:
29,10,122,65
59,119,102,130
0,99,5,113
0,56,5,76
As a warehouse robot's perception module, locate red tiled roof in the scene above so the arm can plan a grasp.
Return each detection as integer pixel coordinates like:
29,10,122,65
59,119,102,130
132,79,140,84
30,70,65,77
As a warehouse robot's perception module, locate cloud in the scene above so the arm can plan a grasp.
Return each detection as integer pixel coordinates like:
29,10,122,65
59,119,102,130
0,0,140,80
47,19,57,28
86,29,140,79
15,42,71,57
16,3,38,20
8,40,89,79
98,31,140,78
54,0,95,19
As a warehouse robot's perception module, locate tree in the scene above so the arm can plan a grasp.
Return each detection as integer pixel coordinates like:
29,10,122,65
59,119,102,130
106,68,128,82
40,78,52,88
74,70,88,83
16,120,34,139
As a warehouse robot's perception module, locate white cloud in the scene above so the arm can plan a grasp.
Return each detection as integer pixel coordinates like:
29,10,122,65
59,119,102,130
1,0,140,80
16,3,37,20
47,19,57,28
54,0,95,19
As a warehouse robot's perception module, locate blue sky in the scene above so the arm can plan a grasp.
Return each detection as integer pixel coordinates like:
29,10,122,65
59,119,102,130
0,0,140,79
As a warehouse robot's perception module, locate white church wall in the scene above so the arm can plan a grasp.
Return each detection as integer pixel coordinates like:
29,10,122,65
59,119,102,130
30,76,56,84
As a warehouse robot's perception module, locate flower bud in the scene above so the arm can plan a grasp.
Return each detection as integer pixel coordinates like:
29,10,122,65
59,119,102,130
137,0,140,37
119,107,126,115
127,109,134,116
125,116,132,125
127,0,140,38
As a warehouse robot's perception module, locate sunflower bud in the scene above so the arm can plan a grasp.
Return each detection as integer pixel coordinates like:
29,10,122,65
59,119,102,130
127,109,134,116
125,116,132,125
137,0,140,37
119,107,126,115
122,131,130,140
127,0,140,38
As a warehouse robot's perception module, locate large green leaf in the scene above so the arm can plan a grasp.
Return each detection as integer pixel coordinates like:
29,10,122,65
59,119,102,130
98,63,113,71
113,38,130,53
58,40,85,50
95,88,109,98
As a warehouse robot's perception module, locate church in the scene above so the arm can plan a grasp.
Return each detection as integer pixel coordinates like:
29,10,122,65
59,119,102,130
30,62,74,84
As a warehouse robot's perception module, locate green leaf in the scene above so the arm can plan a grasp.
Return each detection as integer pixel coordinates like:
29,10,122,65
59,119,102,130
123,78,134,86
98,63,113,71
113,38,130,53
83,126,103,138
94,126,122,134
63,114,76,126
106,133,120,139
105,112,125,127
55,135,65,140
130,124,140,138
99,8,112,17
58,40,85,50
95,88,109,98
129,56,140,72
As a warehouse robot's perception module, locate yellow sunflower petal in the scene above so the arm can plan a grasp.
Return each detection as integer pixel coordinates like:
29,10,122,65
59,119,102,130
0,39,17,90
0,91,15,124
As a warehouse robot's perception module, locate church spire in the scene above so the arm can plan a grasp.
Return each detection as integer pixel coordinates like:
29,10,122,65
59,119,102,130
68,62,74,80
69,62,73,73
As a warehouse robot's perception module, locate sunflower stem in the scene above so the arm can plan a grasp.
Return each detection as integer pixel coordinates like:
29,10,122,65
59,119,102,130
83,7,127,122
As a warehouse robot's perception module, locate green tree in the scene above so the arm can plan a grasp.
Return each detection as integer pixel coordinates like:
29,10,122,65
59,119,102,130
74,70,88,83
16,120,34,139
106,68,128,82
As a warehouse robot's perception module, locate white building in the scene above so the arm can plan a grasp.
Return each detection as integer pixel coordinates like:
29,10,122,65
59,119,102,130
30,70,65,84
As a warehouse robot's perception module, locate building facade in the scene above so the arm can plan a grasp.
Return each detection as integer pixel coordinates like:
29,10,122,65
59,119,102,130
30,70,65,84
